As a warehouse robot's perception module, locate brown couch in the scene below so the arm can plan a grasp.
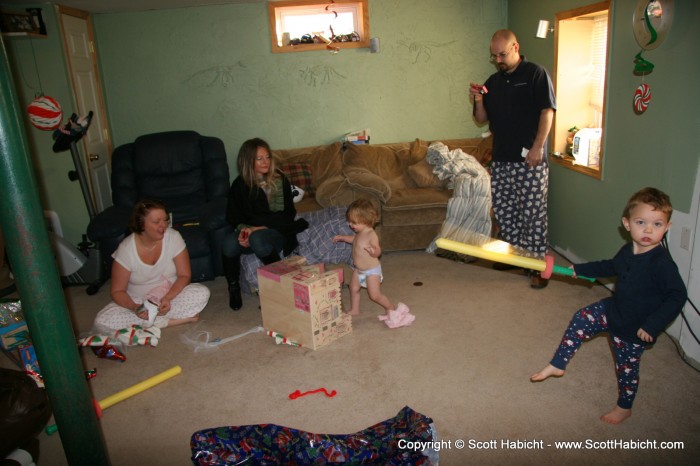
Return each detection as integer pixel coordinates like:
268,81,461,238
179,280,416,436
274,135,492,251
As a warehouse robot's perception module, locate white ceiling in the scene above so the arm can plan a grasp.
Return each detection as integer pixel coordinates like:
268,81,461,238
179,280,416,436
0,0,263,14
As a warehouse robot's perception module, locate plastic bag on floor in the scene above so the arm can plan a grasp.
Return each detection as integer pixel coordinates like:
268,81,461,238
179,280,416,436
190,405,436,465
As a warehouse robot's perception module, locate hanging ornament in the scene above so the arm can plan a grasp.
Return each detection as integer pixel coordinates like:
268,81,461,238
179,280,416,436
633,83,651,114
633,51,654,75
27,95,63,130
325,0,341,53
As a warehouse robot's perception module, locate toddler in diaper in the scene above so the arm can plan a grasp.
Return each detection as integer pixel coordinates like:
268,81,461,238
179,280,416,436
333,199,415,328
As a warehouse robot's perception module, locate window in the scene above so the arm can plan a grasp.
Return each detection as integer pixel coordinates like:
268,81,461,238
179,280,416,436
550,1,610,179
268,0,369,53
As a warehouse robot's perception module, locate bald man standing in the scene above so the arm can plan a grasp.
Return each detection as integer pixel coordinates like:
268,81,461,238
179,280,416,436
470,29,556,289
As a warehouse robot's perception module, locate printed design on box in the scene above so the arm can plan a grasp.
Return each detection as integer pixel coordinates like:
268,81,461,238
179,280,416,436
313,313,352,347
335,315,351,335
258,256,314,282
20,345,40,374
0,322,30,350
291,270,339,313
1,300,41,379
1,299,28,350
259,257,352,350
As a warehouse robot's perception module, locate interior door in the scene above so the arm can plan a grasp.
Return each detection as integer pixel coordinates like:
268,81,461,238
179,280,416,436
681,191,700,366
58,7,112,214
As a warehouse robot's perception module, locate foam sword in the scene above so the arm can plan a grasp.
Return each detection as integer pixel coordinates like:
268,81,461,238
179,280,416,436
435,237,595,282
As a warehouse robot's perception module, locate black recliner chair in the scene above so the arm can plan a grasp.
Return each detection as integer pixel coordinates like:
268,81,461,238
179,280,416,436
87,131,233,291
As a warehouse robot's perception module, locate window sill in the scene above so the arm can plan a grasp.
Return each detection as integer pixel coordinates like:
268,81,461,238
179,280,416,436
1,31,46,38
550,154,602,180
272,39,369,54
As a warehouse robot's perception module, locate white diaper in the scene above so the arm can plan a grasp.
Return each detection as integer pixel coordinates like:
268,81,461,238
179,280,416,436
357,265,383,288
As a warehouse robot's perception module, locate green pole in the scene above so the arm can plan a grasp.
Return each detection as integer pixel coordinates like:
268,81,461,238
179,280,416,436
0,40,110,464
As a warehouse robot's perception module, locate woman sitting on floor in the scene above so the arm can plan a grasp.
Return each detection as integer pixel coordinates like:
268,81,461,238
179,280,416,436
94,199,210,332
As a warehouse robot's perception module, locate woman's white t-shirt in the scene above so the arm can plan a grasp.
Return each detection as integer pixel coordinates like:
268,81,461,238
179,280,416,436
112,228,186,298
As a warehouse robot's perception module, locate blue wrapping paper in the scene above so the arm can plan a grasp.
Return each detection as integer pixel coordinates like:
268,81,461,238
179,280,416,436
191,406,434,465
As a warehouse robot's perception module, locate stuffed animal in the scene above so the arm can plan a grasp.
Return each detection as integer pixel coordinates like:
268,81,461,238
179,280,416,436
291,185,305,203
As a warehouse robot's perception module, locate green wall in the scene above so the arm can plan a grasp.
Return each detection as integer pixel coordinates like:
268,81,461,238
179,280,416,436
94,0,505,151
509,0,700,260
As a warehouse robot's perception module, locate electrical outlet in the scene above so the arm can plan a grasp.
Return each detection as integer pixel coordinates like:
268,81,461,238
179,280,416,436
680,227,691,251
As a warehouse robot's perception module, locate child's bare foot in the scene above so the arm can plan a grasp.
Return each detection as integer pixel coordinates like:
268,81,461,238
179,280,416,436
346,309,360,316
530,364,565,382
600,406,631,424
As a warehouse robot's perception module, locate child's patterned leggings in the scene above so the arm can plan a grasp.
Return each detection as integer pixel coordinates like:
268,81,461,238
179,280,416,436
550,299,646,409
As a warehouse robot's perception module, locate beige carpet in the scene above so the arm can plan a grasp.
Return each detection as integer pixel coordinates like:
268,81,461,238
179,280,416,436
4,251,700,465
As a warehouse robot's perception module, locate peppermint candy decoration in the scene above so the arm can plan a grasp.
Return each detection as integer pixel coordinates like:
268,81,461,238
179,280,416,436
27,95,63,130
633,83,651,114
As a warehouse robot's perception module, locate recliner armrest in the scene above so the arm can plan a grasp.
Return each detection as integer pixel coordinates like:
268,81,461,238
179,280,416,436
87,206,131,241
198,197,228,231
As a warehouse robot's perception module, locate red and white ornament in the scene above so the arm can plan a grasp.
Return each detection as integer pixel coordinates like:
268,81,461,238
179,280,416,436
27,95,63,130
633,83,651,114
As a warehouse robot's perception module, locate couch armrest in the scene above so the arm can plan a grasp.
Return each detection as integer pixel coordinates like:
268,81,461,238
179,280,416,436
87,206,131,241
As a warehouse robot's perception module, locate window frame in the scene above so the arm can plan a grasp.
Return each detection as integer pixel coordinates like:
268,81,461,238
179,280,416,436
550,1,611,179
268,0,370,53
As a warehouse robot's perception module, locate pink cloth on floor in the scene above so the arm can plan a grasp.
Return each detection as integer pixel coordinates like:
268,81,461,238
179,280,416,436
378,302,415,328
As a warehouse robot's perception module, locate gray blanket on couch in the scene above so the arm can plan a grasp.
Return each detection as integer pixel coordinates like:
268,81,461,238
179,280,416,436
425,141,492,253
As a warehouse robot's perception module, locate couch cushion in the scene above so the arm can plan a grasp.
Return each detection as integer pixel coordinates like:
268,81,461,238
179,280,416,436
273,142,343,192
279,162,314,195
407,159,445,188
315,173,388,210
344,168,392,203
344,141,425,191
412,138,429,159
315,175,352,208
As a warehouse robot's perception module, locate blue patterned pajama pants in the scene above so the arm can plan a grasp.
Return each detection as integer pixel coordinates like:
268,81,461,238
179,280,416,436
550,300,646,409
491,161,549,258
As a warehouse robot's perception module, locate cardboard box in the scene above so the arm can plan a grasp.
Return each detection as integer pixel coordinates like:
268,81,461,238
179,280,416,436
0,321,30,350
259,256,351,350
18,344,40,374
